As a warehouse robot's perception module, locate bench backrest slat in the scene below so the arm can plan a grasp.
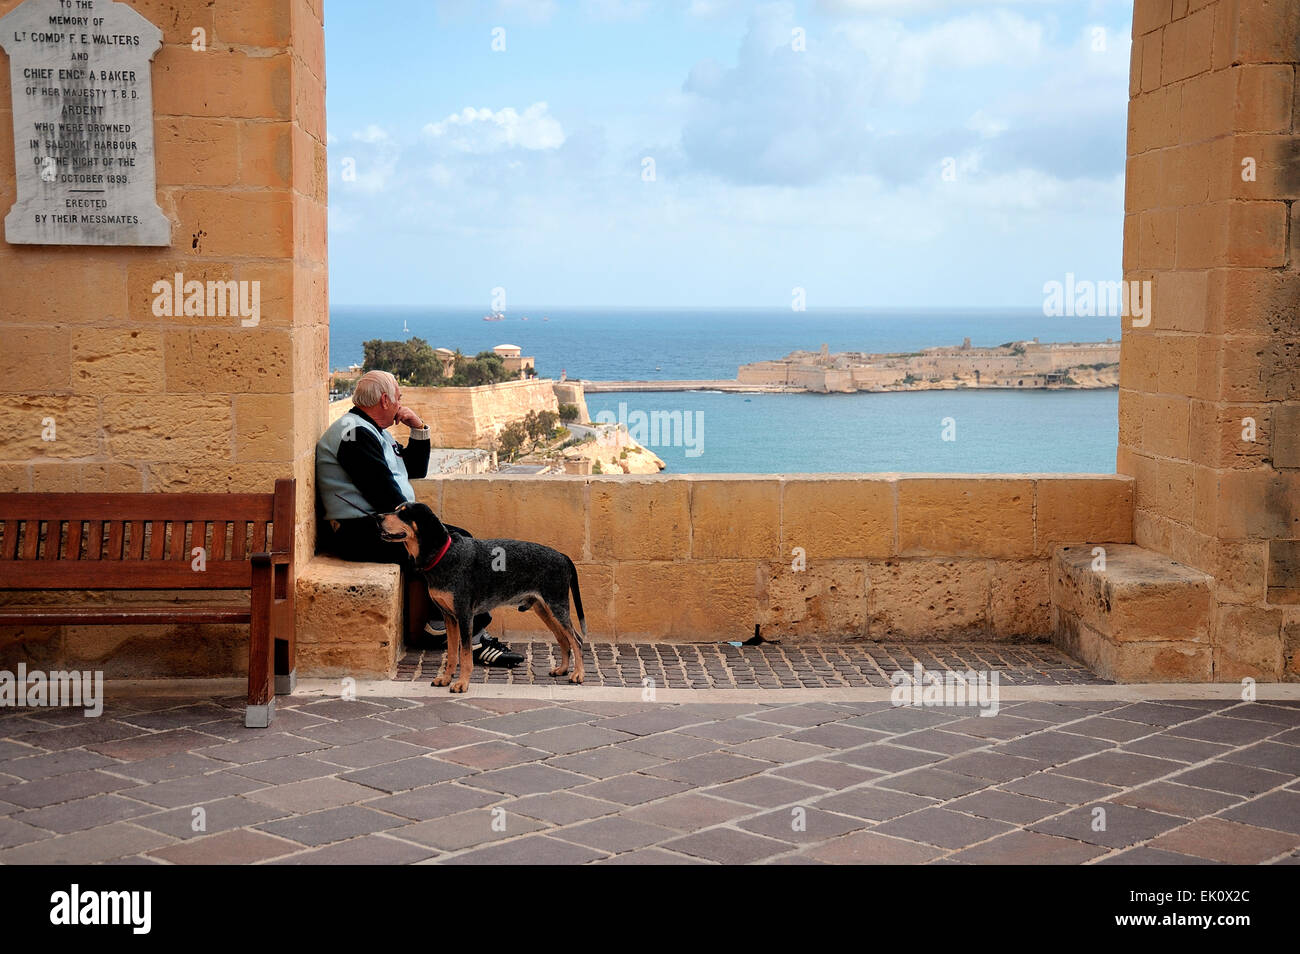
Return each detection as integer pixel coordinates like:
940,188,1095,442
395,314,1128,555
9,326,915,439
105,520,123,560
167,519,187,561
63,520,82,560
0,481,294,592
1,562,257,589
212,521,229,561
85,520,104,560
0,493,278,522
148,520,166,560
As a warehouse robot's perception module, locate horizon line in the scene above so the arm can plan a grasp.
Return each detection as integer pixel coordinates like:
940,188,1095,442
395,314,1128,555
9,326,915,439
328,303,1100,313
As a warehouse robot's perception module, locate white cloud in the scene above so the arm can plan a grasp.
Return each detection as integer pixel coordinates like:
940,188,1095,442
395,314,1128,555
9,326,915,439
331,125,400,194
423,103,566,153
967,109,1007,139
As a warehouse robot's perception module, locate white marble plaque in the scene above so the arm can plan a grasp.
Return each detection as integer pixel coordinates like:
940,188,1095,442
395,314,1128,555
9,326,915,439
1,0,169,245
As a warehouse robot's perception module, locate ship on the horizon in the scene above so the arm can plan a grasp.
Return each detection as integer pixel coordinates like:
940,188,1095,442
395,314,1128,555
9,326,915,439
483,312,506,321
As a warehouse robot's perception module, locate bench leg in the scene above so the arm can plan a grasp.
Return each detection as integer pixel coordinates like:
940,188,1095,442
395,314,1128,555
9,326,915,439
275,637,296,695
248,557,275,727
245,699,276,729
274,561,296,695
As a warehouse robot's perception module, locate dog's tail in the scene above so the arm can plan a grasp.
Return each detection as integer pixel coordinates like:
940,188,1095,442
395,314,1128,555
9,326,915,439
565,554,587,645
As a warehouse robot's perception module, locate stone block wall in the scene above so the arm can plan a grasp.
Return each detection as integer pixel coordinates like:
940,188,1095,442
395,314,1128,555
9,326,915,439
411,474,1133,643
400,379,562,449
1119,0,1300,678
0,0,327,672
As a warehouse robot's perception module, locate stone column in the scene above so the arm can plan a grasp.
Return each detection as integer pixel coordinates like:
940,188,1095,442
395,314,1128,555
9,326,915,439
0,0,327,671
1119,0,1299,678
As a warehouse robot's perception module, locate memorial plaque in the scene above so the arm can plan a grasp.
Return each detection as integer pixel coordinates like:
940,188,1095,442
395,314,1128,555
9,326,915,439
1,0,169,245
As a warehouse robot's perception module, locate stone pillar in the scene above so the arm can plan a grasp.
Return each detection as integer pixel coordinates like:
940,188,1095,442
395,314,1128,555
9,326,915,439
1119,0,1299,678
0,0,327,671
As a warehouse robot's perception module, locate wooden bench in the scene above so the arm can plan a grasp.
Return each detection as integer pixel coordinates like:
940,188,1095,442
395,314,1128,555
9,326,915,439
0,479,296,727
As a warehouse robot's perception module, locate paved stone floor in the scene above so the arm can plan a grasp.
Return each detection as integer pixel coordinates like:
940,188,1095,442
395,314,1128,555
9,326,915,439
396,641,1107,687
1,686,1297,864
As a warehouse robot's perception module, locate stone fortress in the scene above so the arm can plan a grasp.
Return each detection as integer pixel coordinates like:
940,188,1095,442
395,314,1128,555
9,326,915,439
0,0,1295,688
739,339,1121,393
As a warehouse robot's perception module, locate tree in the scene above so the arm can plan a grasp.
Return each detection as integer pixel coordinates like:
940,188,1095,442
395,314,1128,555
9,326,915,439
464,352,508,387
362,337,441,386
521,410,559,451
558,403,579,422
498,421,527,461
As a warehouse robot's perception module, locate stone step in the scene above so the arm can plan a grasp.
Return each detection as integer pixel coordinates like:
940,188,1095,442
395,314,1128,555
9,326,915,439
295,556,403,680
1051,544,1213,682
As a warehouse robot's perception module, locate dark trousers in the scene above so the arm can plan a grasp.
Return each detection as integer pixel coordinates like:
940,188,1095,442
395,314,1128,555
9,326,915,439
320,516,492,638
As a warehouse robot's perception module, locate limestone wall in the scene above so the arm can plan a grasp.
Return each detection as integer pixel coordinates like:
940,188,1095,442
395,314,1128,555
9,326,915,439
737,362,796,386
552,382,590,423
401,379,561,449
741,344,1121,391
0,0,328,674
0,0,328,539
410,474,1133,643
1119,0,1300,678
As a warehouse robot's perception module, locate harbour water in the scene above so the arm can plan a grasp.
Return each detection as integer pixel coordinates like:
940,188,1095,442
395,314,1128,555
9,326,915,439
330,306,1122,474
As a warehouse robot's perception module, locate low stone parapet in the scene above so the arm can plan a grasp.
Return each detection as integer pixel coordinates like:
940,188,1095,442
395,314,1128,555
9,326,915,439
295,556,403,679
1051,544,1213,681
408,473,1134,644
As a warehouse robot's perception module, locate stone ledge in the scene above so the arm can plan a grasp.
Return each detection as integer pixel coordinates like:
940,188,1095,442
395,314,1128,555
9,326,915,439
295,555,402,680
1051,543,1214,681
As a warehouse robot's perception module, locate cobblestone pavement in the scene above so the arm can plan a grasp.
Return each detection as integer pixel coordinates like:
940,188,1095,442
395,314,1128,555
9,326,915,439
1,688,1297,864
396,641,1109,687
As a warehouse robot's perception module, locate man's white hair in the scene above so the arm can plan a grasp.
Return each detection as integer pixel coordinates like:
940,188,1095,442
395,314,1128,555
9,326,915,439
354,370,398,407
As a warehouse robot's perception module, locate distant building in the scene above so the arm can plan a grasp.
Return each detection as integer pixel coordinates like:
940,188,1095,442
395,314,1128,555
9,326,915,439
493,343,536,379
433,347,456,378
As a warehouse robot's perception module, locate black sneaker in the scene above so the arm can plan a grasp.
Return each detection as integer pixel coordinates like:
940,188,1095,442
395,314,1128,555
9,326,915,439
473,635,523,667
414,620,447,651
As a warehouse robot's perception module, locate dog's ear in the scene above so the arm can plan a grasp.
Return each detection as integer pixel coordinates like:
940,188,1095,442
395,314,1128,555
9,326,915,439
408,503,450,562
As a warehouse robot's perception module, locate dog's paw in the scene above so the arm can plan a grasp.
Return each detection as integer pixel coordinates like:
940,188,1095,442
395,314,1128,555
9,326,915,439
431,673,452,687
449,679,469,693
548,665,569,677
568,671,584,684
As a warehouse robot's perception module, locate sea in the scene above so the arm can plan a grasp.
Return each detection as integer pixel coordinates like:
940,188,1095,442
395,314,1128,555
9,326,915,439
329,306,1123,474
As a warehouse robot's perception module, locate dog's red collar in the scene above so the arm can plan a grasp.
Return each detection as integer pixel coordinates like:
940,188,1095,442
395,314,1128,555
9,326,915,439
417,536,452,573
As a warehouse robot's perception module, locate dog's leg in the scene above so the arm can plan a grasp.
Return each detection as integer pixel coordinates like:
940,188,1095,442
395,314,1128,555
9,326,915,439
449,611,475,693
534,601,583,684
535,601,570,677
431,601,458,688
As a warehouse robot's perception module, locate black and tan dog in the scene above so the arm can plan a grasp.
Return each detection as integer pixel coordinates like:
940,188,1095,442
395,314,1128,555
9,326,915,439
376,502,586,692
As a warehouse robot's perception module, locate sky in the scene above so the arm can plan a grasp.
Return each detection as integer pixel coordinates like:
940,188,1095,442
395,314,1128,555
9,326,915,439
324,0,1135,309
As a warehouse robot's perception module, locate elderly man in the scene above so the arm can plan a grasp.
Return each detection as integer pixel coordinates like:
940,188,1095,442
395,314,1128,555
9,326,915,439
316,370,523,667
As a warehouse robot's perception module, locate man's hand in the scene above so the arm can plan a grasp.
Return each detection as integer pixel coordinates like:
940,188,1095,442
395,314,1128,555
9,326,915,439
393,406,425,429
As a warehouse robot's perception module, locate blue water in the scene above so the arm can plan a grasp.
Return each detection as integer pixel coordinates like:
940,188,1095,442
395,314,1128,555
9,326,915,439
585,389,1117,474
329,306,1121,473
